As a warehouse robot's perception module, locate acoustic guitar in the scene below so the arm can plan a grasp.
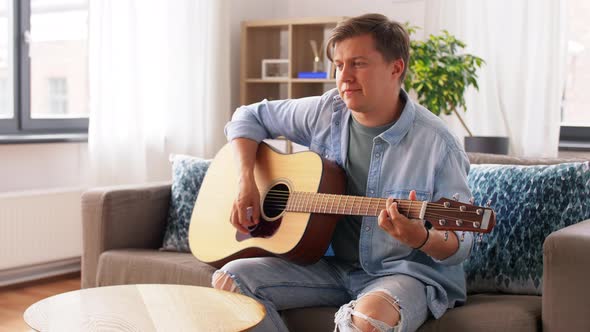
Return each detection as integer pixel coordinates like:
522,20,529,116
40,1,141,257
189,142,495,268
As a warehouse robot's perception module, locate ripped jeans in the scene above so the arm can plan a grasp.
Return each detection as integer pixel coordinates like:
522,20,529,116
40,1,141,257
213,257,429,332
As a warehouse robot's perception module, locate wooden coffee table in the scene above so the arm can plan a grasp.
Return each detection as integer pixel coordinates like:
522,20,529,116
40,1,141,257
23,284,266,331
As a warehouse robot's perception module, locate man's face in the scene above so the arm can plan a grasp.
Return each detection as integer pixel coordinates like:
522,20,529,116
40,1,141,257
333,34,402,114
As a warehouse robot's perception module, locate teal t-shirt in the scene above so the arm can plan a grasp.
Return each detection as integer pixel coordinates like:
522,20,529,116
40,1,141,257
331,115,395,264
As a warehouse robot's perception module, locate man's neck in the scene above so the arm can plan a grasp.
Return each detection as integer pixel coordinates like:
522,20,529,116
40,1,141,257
351,93,405,127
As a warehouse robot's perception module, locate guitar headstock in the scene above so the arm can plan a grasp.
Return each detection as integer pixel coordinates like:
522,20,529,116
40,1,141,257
424,198,496,234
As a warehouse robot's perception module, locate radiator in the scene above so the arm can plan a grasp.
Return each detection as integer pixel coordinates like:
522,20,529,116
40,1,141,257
0,189,83,284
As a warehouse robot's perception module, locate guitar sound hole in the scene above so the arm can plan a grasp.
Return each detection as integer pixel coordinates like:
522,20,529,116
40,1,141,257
263,183,289,219
236,182,289,241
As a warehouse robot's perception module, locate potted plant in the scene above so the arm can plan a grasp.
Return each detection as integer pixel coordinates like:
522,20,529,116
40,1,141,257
404,26,509,154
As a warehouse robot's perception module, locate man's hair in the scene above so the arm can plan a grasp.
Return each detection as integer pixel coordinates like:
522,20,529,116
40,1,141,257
326,13,410,82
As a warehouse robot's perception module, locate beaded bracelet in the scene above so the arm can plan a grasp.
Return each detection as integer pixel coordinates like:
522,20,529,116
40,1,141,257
412,228,430,250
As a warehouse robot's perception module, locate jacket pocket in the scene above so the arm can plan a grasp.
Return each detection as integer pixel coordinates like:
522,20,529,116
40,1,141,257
384,189,432,202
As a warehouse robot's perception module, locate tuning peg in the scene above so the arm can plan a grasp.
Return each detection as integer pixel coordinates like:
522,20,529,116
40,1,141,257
469,197,475,204
444,231,449,241
452,193,460,201
485,199,492,207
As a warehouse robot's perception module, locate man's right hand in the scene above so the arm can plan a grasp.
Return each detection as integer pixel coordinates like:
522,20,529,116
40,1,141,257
229,138,262,234
230,175,261,234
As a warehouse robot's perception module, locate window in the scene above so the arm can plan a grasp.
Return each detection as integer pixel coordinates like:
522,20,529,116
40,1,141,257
47,77,67,115
561,0,590,147
0,78,9,118
0,0,88,136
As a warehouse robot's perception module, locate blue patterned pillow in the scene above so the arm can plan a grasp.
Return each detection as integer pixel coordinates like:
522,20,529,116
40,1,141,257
161,155,211,252
464,162,590,295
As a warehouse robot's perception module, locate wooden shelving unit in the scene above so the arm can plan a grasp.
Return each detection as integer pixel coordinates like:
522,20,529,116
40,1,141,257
240,17,345,106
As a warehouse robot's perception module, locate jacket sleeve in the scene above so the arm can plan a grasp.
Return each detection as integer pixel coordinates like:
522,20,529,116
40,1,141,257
431,148,475,265
224,92,333,147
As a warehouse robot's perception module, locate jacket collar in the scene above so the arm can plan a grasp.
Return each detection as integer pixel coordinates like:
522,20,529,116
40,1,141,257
332,89,415,146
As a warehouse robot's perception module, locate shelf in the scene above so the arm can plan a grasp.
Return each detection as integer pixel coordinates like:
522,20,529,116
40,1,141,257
291,79,336,83
245,78,336,84
241,17,345,105
246,78,290,83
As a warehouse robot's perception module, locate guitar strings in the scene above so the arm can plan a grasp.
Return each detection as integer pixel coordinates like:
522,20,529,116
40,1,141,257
266,196,486,223
259,202,482,225
264,191,484,224
266,189,478,210
266,189,461,204
269,200,482,215
260,199,483,224
279,196,482,214
263,189,488,227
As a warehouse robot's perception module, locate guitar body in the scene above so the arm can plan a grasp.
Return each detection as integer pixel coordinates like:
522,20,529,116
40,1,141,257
189,143,346,268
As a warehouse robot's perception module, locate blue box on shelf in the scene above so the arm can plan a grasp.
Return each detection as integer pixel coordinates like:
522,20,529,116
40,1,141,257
297,72,328,79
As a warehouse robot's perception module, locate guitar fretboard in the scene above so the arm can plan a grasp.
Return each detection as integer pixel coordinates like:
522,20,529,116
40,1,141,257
284,192,427,219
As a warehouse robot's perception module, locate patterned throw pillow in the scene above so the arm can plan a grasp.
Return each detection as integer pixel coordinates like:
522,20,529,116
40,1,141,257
161,155,211,252
464,162,590,295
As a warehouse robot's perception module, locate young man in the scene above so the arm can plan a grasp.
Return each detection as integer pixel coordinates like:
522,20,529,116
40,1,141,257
213,14,473,332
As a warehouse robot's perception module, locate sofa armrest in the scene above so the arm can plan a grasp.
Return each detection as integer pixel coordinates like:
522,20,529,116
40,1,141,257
81,182,172,288
543,218,590,332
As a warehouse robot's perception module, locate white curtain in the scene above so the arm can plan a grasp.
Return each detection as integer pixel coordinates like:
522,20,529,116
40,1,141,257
88,0,230,186
424,0,567,157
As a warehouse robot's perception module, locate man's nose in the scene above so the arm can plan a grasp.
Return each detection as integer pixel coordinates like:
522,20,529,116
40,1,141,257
339,65,354,82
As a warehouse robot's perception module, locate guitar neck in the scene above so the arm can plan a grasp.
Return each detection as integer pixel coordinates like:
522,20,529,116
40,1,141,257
285,192,427,219
265,189,494,234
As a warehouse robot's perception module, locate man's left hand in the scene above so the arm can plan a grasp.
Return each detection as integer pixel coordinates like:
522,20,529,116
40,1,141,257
378,190,428,249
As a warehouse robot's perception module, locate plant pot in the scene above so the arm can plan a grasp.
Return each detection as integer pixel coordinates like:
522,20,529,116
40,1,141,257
464,136,509,155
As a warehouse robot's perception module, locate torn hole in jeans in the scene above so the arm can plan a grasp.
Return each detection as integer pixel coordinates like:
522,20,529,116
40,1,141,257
211,270,243,294
333,289,403,332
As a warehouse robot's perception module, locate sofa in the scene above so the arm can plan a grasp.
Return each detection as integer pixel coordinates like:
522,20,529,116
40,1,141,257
82,152,590,332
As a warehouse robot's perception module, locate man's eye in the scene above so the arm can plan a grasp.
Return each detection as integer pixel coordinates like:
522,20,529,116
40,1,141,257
335,63,343,70
353,62,365,67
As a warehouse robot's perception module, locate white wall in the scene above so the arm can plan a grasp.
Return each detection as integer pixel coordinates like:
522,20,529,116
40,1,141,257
282,0,426,37
0,142,89,193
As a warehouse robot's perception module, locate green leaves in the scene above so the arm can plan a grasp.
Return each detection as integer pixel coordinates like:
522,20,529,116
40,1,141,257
403,25,485,121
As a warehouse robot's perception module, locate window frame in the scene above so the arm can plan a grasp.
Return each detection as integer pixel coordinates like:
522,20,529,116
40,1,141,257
0,0,88,137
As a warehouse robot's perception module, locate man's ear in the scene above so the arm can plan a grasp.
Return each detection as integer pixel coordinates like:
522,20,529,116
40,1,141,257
391,59,405,80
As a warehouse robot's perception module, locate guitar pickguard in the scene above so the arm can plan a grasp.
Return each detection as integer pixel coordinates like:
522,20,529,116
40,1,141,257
235,218,282,241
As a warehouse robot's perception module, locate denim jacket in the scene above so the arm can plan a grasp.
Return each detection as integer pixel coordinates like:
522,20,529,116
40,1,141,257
224,88,474,318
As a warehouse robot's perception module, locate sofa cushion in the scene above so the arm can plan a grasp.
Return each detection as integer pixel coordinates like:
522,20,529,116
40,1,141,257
465,162,590,295
96,249,215,287
419,294,541,332
281,294,540,332
161,155,211,252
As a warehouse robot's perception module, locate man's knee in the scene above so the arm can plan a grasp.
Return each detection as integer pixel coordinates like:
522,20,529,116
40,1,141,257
335,290,401,332
212,270,241,293
354,291,400,329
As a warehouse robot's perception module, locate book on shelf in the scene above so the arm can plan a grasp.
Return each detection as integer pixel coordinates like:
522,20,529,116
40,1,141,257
297,72,328,79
